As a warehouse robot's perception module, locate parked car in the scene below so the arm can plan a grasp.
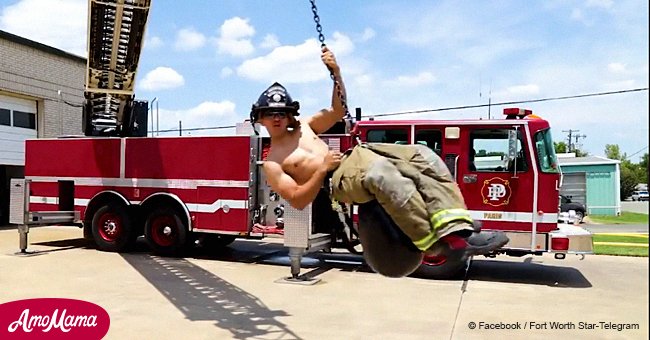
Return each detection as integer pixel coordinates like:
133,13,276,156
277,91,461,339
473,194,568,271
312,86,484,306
559,195,587,223
631,191,649,201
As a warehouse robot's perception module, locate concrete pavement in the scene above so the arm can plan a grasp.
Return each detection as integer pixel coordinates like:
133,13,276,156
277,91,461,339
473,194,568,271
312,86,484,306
0,226,648,340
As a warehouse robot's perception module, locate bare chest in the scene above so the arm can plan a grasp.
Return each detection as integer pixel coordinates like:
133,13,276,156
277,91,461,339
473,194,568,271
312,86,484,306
273,129,330,184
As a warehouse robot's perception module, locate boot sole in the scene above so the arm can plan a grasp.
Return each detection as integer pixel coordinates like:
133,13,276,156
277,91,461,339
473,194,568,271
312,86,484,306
464,233,510,257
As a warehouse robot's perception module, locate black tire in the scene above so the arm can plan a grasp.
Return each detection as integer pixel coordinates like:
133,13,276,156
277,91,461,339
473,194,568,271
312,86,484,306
574,210,585,224
91,204,135,252
144,208,188,256
357,201,424,278
413,253,469,280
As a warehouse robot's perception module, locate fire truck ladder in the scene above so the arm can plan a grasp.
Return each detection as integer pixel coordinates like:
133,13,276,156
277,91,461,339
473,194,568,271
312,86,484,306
83,0,151,136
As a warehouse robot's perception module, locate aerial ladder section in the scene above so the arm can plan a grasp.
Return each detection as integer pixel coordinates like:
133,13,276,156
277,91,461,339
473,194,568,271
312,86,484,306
83,0,151,137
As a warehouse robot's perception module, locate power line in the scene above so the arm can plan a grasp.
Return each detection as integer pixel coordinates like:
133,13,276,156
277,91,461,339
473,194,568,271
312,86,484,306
628,146,649,158
156,125,237,133
369,87,648,118
147,87,650,133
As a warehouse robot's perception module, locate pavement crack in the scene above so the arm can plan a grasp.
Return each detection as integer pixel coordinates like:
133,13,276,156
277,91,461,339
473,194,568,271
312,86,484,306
449,258,472,340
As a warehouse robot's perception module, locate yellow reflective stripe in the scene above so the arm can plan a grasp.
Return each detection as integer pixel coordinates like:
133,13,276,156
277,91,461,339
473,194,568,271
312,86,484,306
430,209,472,228
413,231,439,251
412,209,474,251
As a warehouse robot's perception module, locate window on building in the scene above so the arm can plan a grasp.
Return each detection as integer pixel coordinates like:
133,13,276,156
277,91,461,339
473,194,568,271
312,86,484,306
0,108,10,126
366,129,408,144
13,111,36,129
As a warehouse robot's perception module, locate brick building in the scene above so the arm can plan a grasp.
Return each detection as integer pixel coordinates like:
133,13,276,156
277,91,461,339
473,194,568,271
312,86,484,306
0,29,85,224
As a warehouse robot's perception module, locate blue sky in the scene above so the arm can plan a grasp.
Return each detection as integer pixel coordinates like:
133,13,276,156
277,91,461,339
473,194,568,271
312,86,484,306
1,0,648,161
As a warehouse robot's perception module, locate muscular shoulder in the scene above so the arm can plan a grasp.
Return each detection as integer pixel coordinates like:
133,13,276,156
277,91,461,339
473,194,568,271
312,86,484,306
262,159,283,175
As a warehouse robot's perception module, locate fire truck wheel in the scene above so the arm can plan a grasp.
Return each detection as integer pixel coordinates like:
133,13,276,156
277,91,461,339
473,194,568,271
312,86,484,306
91,204,136,252
413,254,469,280
144,208,188,255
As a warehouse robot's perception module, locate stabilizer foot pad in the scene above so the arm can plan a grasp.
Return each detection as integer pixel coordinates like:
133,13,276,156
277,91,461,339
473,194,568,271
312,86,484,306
274,276,321,286
14,250,41,257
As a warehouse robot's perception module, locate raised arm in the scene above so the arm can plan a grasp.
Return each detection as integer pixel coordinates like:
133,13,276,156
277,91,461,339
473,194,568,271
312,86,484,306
307,46,347,134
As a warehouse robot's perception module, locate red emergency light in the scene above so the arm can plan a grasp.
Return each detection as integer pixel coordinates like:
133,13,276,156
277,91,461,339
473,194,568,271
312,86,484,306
503,108,533,117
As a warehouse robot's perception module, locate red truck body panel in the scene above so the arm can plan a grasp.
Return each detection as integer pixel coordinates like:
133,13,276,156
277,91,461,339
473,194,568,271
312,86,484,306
25,136,254,233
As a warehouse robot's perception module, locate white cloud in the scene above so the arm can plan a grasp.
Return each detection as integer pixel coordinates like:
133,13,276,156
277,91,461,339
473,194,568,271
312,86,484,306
384,72,436,87
492,84,540,100
329,32,354,54
159,101,239,134
603,79,636,90
139,67,185,91
0,0,86,56
236,33,354,84
237,39,322,84
360,28,376,42
260,34,280,49
607,63,627,74
216,17,255,57
503,84,540,96
144,36,163,49
586,0,614,9
174,27,206,51
570,8,586,22
220,67,233,78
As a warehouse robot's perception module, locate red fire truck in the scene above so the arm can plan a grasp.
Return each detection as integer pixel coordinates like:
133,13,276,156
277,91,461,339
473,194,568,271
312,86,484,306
11,108,593,280
10,0,592,280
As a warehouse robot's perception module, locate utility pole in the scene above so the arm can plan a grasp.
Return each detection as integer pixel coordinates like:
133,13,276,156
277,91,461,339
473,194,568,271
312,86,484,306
563,129,578,152
574,133,587,152
562,129,586,153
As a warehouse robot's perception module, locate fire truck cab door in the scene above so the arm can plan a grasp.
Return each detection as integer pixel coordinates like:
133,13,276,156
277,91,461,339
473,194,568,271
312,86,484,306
454,125,534,231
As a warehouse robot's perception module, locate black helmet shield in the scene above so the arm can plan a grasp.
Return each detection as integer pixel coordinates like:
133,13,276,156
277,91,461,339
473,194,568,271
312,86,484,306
250,82,300,122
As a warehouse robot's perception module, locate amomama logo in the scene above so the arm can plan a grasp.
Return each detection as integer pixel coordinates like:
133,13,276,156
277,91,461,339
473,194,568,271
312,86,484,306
0,298,110,340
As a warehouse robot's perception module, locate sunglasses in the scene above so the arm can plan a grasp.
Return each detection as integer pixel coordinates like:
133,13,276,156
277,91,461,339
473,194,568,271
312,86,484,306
261,111,289,119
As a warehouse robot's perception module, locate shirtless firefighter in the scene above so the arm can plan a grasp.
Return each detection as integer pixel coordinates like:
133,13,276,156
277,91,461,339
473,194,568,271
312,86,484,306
250,46,508,278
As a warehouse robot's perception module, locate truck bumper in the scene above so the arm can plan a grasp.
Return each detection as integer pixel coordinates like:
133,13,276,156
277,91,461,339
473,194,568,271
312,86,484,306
549,223,594,254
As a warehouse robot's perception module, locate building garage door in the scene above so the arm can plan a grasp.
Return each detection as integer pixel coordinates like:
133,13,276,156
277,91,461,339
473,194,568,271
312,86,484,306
560,172,587,204
0,93,37,166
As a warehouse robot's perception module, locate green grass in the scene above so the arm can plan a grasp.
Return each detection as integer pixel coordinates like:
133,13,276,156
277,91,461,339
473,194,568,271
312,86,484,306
593,234,649,244
594,245,648,257
588,212,649,224
593,233,648,257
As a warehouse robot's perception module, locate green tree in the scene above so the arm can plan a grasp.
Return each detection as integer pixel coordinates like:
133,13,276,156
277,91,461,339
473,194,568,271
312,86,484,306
555,141,587,157
605,144,644,198
575,149,589,157
640,153,649,184
605,144,624,160
620,160,641,199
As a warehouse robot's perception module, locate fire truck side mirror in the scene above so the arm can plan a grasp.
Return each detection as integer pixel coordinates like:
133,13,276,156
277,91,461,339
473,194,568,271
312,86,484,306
507,130,518,172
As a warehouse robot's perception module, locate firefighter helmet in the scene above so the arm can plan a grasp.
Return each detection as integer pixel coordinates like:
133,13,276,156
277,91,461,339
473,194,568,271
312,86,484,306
250,82,300,122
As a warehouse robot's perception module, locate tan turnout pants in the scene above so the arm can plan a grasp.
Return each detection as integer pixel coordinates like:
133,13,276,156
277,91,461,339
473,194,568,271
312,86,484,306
331,143,474,252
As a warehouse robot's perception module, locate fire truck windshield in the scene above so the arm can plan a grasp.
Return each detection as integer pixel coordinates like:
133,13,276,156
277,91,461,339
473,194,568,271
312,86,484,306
534,128,559,173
